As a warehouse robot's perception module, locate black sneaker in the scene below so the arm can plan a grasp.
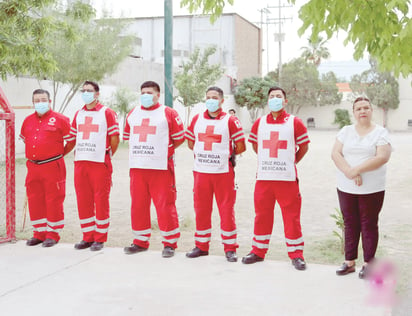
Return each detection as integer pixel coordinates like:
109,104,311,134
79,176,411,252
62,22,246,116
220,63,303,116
26,237,43,246
292,258,307,271
124,244,148,255
90,242,104,251
74,240,93,250
162,246,175,258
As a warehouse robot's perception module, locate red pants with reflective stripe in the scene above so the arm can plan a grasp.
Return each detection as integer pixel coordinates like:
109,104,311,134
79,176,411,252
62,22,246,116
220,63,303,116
252,180,304,259
25,158,66,242
193,169,238,252
130,160,180,249
74,156,112,243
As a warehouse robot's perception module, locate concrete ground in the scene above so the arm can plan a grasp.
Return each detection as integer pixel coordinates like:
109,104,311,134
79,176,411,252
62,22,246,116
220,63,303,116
0,241,399,316
1,130,411,315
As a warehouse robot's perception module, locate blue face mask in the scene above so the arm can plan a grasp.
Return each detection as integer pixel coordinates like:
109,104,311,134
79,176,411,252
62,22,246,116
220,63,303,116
268,97,283,112
34,102,50,115
82,92,95,105
205,99,220,113
140,93,154,108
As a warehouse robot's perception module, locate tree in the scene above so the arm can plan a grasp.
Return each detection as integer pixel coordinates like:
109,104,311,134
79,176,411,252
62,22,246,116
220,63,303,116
280,58,341,114
181,0,412,77
234,76,277,124
300,36,330,67
319,72,342,106
106,87,138,135
333,109,351,128
174,46,224,125
350,59,399,127
46,2,134,113
0,0,60,79
294,0,412,77
180,0,234,23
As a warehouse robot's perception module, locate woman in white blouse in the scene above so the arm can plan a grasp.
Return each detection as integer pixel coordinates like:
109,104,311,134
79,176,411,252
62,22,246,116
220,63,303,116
331,97,392,279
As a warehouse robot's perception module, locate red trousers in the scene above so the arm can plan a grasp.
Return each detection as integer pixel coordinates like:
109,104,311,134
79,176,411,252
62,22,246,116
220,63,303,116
251,180,304,259
130,160,180,249
193,169,238,252
74,155,112,243
25,159,66,242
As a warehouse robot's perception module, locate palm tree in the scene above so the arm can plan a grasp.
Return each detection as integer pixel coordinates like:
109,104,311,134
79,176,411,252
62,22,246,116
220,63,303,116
300,36,330,67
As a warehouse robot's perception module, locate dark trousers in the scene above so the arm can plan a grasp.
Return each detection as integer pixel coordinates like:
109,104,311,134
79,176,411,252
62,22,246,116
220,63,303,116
337,189,385,263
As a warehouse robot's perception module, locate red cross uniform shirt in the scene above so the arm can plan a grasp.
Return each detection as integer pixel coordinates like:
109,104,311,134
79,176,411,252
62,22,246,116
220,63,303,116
123,103,184,160
249,110,310,181
68,102,119,161
20,110,71,161
186,110,245,173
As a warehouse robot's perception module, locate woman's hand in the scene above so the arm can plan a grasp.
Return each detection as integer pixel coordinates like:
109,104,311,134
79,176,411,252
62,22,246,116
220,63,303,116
354,174,363,186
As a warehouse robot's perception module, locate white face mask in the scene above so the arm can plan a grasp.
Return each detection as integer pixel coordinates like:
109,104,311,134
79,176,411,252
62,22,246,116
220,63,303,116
82,92,95,104
205,99,220,112
34,102,50,115
268,97,283,112
140,93,154,108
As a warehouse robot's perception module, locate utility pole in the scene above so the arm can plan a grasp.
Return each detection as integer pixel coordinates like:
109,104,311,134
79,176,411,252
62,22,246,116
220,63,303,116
164,0,173,108
257,7,271,75
267,0,292,81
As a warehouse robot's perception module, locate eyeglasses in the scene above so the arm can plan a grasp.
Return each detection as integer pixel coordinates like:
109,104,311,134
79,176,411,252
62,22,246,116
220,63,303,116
80,89,95,93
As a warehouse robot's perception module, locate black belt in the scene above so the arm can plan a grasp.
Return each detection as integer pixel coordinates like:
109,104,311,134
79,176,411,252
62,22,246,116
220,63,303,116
29,154,63,165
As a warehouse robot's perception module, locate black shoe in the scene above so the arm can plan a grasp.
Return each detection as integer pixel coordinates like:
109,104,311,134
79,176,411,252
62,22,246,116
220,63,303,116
292,258,307,270
358,265,369,279
225,251,238,262
124,244,148,255
242,253,264,264
42,238,57,248
162,246,175,258
186,247,208,258
336,262,355,276
90,242,104,251
26,237,43,246
74,240,93,250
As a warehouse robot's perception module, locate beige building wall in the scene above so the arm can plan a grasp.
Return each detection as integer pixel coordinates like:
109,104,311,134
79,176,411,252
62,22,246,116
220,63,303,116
233,14,262,80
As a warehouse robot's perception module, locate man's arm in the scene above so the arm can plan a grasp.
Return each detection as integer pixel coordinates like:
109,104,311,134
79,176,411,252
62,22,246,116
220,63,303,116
187,139,194,150
295,143,309,164
110,135,120,155
64,141,75,156
234,140,246,154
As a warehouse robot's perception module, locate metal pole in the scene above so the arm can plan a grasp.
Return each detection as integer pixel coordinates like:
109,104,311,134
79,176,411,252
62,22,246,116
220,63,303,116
164,0,173,108
278,0,282,78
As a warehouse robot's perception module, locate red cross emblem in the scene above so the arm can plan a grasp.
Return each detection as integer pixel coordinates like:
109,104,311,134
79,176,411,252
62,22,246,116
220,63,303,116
198,125,222,151
133,118,157,142
262,131,288,158
78,116,99,139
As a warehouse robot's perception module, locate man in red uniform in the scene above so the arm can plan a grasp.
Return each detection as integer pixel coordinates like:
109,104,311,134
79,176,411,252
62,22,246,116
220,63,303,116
20,89,72,247
185,86,246,262
66,81,120,251
242,86,310,270
123,81,184,258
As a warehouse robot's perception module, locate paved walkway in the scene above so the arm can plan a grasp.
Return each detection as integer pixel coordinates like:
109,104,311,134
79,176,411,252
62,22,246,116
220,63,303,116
0,241,395,316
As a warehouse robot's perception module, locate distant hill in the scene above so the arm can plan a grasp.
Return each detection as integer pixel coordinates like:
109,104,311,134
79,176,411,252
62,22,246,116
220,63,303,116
318,59,370,81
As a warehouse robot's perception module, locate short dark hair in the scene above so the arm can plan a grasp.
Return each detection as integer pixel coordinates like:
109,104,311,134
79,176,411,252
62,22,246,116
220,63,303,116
83,81,100,92
353,96,371,109
268,86,287,99
32,89,50,99
206,86,224,98
228,109,236,114
141,81,160,92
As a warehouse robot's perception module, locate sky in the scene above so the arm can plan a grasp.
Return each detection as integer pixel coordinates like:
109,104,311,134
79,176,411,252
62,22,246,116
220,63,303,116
91,0,370,78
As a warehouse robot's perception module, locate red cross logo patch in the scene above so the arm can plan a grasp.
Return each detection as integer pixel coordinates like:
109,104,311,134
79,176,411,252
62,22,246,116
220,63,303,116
262,131,288,158
133,118,157,142
198,125,222,151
